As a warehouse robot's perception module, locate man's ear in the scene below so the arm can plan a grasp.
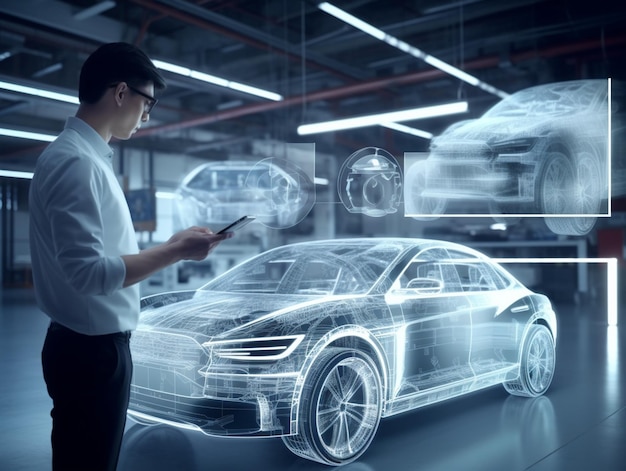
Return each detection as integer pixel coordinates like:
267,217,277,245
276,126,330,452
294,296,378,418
113,82,128,107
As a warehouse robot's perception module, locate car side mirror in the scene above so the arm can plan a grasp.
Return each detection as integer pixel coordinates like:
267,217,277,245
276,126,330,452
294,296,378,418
405,277,443,294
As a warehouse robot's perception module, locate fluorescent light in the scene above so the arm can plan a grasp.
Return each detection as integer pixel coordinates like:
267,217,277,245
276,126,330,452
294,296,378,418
0,80,79,104
32,62,63,79
154,61,192,76
0,169,34,179
489,223,507,231
318,2,509,99
297,101,467,135
318,2,386,40
73,1,116,21
607,258,618,326
155,191,180,200
0,128,56,142
381,122,433,139
152,59,283,102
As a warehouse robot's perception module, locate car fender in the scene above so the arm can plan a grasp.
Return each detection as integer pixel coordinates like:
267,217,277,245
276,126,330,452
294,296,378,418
288,324,390,434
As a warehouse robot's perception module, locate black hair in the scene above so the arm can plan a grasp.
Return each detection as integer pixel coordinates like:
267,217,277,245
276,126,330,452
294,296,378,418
78,42,166,104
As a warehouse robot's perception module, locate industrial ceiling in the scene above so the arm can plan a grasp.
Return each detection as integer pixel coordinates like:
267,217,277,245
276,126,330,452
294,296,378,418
0,0,624,172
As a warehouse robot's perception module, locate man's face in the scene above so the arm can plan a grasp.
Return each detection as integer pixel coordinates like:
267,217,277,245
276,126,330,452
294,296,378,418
111,82,156,140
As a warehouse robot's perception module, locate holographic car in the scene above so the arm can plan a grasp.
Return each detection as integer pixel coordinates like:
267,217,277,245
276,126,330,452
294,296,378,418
175,159,314,229
128,238,557,466
405,79,622,235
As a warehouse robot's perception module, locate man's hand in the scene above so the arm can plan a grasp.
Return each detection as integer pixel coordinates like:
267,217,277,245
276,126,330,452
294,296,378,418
166,226,234,261
122,226,234,287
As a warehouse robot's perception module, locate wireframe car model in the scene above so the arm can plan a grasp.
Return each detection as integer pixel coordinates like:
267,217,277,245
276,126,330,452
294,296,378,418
405,79,622,235
175,159,314,229
128,238,557,466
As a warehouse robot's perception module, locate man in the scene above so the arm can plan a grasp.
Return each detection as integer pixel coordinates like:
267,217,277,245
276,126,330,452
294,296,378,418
28,42,232,470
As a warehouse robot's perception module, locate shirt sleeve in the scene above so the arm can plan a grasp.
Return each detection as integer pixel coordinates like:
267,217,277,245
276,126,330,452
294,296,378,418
40,154,125,295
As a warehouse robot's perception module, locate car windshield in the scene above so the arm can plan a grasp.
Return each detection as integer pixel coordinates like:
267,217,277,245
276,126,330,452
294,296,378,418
186,165,273,191
200,240,407,295
484,81,605,118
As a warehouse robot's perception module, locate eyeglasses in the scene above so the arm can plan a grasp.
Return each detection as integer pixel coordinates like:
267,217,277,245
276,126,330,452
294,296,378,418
110,83,158,114
127,85,158,114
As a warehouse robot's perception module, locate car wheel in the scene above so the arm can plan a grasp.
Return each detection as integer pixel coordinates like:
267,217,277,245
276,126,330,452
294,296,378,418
539,151,575,214
543,152,601,235
282,348,383,465
504,324,555,398
404,160,447,220
539,151,583,235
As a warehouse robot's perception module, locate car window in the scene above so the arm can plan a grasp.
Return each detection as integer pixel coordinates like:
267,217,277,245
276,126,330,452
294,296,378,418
227,259,293,292
446,250,510,291
391,243,465,295
187,167,270,191
202,241,408,295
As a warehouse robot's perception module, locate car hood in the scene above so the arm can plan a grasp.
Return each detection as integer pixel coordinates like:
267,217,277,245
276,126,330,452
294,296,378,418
433,115,561,144
137,291,327,340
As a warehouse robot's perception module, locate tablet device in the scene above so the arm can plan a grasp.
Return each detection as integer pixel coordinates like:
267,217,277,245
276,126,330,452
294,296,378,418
216,215,256,234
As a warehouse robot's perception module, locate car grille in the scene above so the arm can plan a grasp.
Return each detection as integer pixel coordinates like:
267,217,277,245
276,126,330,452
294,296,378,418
428,164,492,193
130,330,208,396
431,140,492,160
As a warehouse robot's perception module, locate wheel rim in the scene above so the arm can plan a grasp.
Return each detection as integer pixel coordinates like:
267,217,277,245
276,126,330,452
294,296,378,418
541,154,574,213
315,357,381,461
526,330,555,394
576,155,602,214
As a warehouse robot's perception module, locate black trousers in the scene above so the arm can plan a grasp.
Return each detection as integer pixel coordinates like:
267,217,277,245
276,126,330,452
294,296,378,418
42,322,132,471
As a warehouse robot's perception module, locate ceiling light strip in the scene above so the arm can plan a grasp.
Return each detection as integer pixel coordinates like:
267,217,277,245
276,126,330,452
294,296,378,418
381,122,433,139
318,2,509,99
0,169,34,179
297,101,467,135
152,60,283,102
0,127,56,142
0,80,79,104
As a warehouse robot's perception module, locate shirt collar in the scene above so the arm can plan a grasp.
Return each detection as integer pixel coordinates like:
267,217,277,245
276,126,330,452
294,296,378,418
65,116,114,162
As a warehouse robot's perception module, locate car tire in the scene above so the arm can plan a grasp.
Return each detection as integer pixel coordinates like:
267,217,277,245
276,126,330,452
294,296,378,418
282,348,383,465
404,160,447,220
539,151,575,214
543,152,602,235
503,324,555,398
539,150,585,235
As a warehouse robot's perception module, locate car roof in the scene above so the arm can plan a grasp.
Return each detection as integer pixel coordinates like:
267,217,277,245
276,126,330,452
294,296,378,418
273,237,487,258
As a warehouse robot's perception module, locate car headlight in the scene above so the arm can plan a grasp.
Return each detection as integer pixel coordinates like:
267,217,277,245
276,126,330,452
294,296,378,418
203,334,305,361
490,137,537,155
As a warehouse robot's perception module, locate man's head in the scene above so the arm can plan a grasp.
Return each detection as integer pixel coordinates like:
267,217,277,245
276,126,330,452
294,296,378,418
78,42,166,141
79,42,165,104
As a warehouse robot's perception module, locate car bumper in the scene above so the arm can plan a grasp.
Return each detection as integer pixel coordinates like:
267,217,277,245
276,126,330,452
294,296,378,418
128,381,295,437
129,330,299,437
422,156,537,203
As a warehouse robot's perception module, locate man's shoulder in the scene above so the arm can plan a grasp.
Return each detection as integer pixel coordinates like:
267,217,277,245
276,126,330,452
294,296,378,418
37,129,91,166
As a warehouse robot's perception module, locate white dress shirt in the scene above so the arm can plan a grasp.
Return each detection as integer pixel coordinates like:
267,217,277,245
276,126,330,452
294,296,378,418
29,116,140,335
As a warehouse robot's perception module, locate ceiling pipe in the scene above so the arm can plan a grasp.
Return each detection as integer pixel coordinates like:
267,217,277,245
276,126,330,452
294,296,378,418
136,33,626,138
129,0,359,83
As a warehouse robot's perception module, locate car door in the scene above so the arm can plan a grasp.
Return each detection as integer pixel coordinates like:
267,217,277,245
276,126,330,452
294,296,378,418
446,250,521,376
386,247,473,396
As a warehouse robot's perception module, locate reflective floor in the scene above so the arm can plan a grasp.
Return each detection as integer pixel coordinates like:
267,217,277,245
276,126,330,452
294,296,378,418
1,288,625,471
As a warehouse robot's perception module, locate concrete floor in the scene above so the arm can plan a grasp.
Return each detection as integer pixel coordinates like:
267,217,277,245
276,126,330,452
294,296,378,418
1,288,625,471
